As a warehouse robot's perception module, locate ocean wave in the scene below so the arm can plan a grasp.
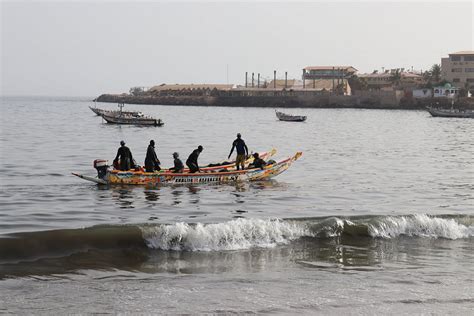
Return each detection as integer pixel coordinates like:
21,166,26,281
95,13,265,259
366,214,474,239
140,214,474,252
140,218,309,251
1,215,472,263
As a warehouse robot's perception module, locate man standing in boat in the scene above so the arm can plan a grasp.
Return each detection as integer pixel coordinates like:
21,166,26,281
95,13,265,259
114,140,134,171
186,145,203,173
144,140,160,172
228,133,249,170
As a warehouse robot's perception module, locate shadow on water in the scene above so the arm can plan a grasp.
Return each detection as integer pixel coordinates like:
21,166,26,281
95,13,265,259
1,232,471,279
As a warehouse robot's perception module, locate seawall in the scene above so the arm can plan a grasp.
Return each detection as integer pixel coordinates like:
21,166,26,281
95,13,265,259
95,93,474,110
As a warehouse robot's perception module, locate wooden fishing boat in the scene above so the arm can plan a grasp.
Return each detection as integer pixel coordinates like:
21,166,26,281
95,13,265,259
73,149,276,185
89,106,143,117
275,110,307,122
73,152,302,185
426,107,474,118
101,113,164,126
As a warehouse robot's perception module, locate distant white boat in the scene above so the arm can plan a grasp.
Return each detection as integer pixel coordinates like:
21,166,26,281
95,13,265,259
89,105,143,118
101,113,164,126
275,110,307,122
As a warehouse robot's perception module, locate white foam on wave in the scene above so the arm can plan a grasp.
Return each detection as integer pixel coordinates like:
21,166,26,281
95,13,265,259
140,218,310,251
368,214,474,239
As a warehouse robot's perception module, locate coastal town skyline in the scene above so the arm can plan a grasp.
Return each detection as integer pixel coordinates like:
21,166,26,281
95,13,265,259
2,1,473,96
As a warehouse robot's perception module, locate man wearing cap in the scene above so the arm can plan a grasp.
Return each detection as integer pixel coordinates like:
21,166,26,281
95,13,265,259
114,140,134,171
228,133,249,170
186,145,203,173
144,140,160,172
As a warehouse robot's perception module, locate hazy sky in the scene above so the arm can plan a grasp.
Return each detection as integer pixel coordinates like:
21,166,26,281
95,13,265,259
1,1,473,96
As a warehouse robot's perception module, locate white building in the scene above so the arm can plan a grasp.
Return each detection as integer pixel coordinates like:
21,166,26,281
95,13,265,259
433,84,459,98
412,89,432,98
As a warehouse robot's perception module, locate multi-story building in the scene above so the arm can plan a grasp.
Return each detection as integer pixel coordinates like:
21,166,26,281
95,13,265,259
441,51,474,89
358,70,424,90
302,66,357,80
358,72,392,90
302,66,356,94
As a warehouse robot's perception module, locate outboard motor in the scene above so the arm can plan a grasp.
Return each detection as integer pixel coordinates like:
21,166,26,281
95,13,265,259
93,159,109,179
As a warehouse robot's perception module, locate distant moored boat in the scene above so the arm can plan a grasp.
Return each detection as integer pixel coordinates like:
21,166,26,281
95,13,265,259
275,110,307,122
101,112,164,126
426,106,474,118
89,105,143,117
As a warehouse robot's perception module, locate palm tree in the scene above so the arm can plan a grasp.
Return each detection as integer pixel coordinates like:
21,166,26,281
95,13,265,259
348,75,368,91
390,69,402,87
422,70,432,82
459,82,470,98
430,64,441,83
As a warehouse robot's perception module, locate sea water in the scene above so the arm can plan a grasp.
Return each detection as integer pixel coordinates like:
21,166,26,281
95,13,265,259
0,96,473,314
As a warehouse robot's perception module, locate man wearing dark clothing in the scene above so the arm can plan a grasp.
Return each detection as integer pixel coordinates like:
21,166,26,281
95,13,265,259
169,152,184,173
186,145,203,173
114,140,134,171
144,140,161,172
249,152,266,170
228,133,249,170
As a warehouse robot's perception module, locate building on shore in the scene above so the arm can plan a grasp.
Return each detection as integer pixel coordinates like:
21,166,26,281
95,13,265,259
358,69,424,90
433,83,460,98
302,66,357,80
357,72,392,90
302,66,356,95
148,84,235,96
412,88,432,99
264,78,351,95
441,51,474,89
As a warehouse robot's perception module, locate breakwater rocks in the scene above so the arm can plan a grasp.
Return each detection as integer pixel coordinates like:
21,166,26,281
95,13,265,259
95,92,474,110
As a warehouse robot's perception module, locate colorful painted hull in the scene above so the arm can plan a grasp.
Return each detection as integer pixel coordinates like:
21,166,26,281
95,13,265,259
74,152,302,185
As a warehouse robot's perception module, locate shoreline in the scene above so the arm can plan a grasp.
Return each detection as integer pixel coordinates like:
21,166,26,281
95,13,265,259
95,93,474,110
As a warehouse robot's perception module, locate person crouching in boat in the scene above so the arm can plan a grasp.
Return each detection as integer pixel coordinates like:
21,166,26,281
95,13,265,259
114,140,134,171
248,152,266,170
186,145,203,173
144,140,161,172
228,133,249,170
169,152,184,173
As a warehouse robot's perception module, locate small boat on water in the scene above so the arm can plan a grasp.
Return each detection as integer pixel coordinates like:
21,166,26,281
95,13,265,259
101,113,164,126
95,102,164,126
89,105,143,117
275,110,307,122
73,150,301,185
426,106,474,118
